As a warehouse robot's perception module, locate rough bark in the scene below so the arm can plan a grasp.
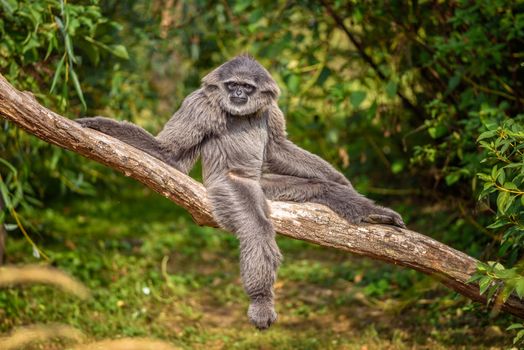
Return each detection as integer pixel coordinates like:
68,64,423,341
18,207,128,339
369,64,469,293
0,73,522,319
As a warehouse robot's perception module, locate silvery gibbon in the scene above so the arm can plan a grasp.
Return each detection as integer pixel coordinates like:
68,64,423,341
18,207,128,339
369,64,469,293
77,55,405,330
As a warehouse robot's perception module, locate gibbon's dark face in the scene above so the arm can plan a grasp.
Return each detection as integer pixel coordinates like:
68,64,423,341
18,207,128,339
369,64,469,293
202,55,281,116
224,80,255,105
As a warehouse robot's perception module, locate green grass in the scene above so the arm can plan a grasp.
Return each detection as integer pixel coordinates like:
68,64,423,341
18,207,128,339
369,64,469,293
0,178,511,349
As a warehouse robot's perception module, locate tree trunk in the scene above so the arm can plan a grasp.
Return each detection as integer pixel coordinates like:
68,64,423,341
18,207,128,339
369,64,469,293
0,73,522,319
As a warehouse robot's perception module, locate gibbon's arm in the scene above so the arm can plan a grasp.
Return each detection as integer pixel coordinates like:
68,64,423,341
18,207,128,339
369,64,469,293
265,105,351,187
78,90,223,174
76,116,165,157
155,90,225,173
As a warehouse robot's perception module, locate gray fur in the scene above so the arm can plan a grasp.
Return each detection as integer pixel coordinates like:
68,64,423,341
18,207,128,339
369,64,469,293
77,55,405,330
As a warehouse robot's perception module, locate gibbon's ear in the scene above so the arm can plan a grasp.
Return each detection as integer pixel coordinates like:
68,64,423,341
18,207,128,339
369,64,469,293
253,61,281,99
249,61,281,99
202,66,223,89
259,78,281,100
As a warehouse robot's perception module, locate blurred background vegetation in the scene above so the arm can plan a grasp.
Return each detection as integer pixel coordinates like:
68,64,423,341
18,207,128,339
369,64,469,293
1,0,523,348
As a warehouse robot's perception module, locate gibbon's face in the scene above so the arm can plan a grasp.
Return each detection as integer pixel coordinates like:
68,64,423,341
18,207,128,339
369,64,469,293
202,56,281,116
224,80,255,106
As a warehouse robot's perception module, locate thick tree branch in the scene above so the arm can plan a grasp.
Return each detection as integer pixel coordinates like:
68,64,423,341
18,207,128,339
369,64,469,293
0,74,523,319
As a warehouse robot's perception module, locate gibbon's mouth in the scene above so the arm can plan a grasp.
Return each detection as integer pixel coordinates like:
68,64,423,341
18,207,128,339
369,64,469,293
230,96,248,105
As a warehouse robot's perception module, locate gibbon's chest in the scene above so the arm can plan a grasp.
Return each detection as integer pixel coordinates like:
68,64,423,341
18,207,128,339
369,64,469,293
202,113,269,174
222,114,268,158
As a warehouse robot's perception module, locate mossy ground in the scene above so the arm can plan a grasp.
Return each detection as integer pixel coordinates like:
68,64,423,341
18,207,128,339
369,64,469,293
0,178,511,349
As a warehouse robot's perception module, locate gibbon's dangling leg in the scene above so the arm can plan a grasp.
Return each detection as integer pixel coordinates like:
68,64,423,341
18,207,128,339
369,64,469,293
261,174,405,227
207,173,282,330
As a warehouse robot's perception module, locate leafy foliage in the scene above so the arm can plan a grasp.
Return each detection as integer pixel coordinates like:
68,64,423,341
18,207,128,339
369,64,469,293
1,0,524,346
477,116,524,259
0,0,131,241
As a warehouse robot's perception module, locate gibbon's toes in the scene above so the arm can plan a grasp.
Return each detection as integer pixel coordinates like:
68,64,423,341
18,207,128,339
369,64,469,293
363,214,394,225
363,208,406,229
248,301,277,330
386,209,406,228
393,215,407,229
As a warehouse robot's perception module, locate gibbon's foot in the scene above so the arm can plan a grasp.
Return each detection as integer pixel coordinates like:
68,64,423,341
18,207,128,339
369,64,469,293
248,300,277,330
328,198,406,228
362,206,406,228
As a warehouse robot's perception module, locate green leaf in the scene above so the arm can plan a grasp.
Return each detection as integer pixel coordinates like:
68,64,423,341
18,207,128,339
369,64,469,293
486,284,498,301
349,91,366,108
507,323,524,331
0,158,17,175
83,37,128,60
496,168,505,184
467,274,483,283
385,81,397,98
50,55,65,93
491,261,505,270
69,68,86,110
445,172,460,186
477,130,497,141
4,223,17,231
505,195,516,213
500,285,514,302
514,329,524,344
487,220,509,229
477,262,489,272
479,276,492,296
110,45,129,60
0,180,12,209
493,267,518,279
504,162,524,169
477,173,491,181
497,191,510,214
501,140,510,153
64,36,77,64
233,0,251,13
391,161,404,174
428,124,448,139
499,240,513,256
55,15,64,31
491,165,498,180
0,0,17,15
482,181,494,191
516,278,524,299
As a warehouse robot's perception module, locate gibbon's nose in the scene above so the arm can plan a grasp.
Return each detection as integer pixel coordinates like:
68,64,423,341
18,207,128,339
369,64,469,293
236,89,243,96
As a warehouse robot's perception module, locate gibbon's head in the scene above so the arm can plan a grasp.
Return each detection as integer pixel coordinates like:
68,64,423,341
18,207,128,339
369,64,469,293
202,55,281,116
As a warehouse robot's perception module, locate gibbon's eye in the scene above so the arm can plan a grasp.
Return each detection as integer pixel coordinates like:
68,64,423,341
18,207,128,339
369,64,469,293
226,82,237,91
243,84,254,93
